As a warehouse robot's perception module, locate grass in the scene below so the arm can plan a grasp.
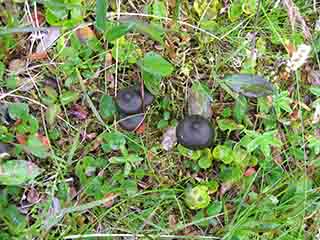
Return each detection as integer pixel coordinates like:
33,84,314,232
0,0,320,239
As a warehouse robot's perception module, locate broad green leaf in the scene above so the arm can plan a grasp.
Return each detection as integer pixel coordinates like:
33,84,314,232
0,160,41,185
26,135,49,159
60,91,79,105
233,96,248,123
96,0,108,32
228,0,242,21
198,149,213,169
138,52,174,77
134,22,165,44
185,185,210,210
102,131,126,152
217,119,244,132
220,165,242,183
105,23,135,41
193,0,221,19
99,95,116,120
142,71,162,96
212,145,235,164
8,103,29,120
2,204,27,233
223,74,275,97
153,0,167,18
207,201,223,216
111,38,142,64
242,0,257,15
310,86,320,96
46,104,61,126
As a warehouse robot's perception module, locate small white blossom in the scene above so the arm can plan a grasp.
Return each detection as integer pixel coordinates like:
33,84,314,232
287,44,311,71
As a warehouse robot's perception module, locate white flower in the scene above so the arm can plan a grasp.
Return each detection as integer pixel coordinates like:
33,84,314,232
287,44,311,71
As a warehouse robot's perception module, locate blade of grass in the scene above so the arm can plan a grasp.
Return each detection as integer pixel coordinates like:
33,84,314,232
96,0,108,32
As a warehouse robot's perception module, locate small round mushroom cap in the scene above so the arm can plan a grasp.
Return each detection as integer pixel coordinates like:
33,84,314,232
119,113,144,131
134,87,154,107
176,115,214,150
116,88,143,114
0,143,10,160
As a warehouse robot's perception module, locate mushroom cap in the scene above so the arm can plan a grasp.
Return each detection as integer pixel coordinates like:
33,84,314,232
0,143,10,160
118,113,144,131
116,88,143,114
176,115,214,150
133,87,154,107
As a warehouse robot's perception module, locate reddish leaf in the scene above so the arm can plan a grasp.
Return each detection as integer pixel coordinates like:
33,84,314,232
135,122,145,134
16,134,27,145
30,10,45,25
76,26,96,42
244,167,256,177
28,52,48,61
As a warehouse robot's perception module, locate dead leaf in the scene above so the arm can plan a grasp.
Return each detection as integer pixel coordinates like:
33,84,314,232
76,26,96,43
26,187,40,204
28,51,49,61
69,104,88,120
168,214,177,229
308,70,320,85
103,193,117,208
35,27,60,54
8,59,25,74
161,127,177,151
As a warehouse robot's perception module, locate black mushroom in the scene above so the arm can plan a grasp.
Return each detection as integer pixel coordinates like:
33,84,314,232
0,143,10,160
176,115,214,150
134,87,154,107
115,88,143,114
118,113,144,131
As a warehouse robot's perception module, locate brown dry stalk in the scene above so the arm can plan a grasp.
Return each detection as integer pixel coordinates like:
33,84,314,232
282,0,312,40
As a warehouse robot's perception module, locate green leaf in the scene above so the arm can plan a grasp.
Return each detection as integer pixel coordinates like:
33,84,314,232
220,165,243,183
142,71,162,96
198,149,213,169
185,185,210,210
233,96,248,123
2,204,27,233
310,86,320,96
99,95,116,120
96,0,108,32
111,38,142,64
193,0,221,19
207,201,223,216
228,0,242,21
0,160,41,185
26,135,49,159
46,104,61,126
60,91,79,105
8,103,29,120
102,131,126,152
217,119,244,132
212,145,235,164
223,74,275,97
134,21,165,44
105,23,135,41
153,0,167,17
138,52,174,77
